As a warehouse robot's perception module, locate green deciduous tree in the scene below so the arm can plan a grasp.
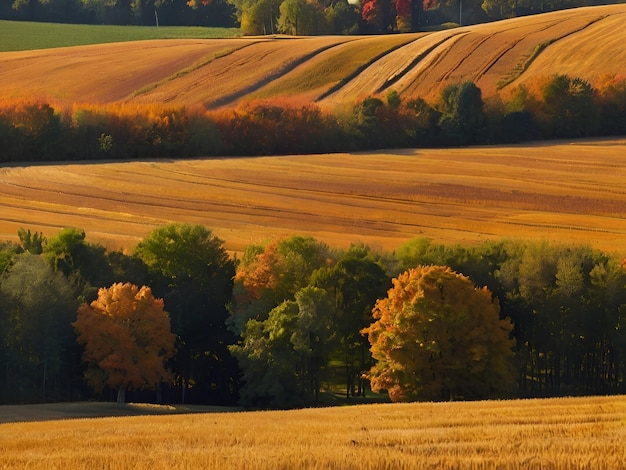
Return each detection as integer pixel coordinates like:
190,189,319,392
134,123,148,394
363,265,516,401
277,0,323,35
324,0,359,34
0,253,78,403
541,75,599,138
311,244,390,398
43,228,113,300
230,286,334,407
17,228,46,254
135,223,237,404
73,282,176,406
230,235,331,335
495,241,626,395
437,81,485,145
0,241,20,274
481,0,518,19
233,0,282,34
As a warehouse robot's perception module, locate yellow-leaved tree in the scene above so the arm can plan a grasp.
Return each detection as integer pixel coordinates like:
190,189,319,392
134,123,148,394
363,265,516,402
73,283,176,406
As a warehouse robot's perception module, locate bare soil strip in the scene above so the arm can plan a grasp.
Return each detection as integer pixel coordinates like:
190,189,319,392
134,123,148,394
1,139,625,254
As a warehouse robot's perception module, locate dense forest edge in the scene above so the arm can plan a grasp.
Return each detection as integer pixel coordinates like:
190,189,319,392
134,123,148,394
1,224,626,408
2,2,625,412
1,73,625,163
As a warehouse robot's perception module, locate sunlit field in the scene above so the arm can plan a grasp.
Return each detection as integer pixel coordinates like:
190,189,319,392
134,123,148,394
0,5,624,108
1,139,625,254
1,395,625,469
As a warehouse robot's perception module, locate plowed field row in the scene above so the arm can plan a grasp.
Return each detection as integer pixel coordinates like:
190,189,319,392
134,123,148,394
1,139,625,253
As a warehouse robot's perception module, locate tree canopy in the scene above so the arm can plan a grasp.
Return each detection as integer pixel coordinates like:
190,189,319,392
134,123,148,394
310,244,390,398
230,286,335,407
134,223,237,404
73,282,176,406
363,265,516,401
2,225,626,407
230,235,331,335
0,253,77,403
1,0,608,33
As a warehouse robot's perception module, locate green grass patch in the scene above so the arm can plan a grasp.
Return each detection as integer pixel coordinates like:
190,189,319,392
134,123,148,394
0,20,240,52
497,41,548,90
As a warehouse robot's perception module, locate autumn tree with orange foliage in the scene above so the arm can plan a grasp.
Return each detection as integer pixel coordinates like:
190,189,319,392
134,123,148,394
73,283,176,406
229,236,331,335
363,265,515,402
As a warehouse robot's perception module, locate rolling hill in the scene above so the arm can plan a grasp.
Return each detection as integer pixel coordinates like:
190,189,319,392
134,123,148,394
0,5,624,109
1,139,625,253
1,6,625,254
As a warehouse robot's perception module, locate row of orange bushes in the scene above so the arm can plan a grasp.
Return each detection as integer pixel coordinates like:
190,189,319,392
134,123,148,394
1,74,624,162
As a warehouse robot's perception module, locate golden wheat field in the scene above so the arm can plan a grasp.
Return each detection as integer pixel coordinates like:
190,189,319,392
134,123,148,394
0,5,624,108
1,395,625,469
1,139,626,254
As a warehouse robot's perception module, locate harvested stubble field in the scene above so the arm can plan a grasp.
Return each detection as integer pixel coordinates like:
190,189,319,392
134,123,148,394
1,139,625,254
0,5,624,108
1,395,625,468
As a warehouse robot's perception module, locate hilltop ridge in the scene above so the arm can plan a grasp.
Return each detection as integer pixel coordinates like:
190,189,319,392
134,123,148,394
0,5,624,109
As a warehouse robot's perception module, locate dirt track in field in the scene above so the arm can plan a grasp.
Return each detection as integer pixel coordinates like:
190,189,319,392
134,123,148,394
1,139,625,254
0,5,624,108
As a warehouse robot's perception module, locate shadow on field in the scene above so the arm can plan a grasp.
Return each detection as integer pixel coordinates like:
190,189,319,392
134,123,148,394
0,402,241,424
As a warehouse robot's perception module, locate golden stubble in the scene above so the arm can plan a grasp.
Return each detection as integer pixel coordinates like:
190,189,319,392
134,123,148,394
1,395,625,469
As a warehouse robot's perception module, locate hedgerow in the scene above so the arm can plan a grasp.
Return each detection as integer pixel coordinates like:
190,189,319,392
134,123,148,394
1,74,624,163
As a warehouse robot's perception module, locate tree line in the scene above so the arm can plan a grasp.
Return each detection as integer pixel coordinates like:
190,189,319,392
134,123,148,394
1,224,625,407
2,0,622,34
2,74,626,164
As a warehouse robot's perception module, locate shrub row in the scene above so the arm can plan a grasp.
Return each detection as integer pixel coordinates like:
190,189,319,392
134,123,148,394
1,74,625,163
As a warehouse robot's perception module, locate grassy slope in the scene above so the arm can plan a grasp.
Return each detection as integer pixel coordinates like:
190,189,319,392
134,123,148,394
1,5,624,108
1,139,625,254
1,395,625,468
0,20,240,52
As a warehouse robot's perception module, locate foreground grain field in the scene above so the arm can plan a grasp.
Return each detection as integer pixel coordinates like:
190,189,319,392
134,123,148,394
1,395,625,469
1,139,625,254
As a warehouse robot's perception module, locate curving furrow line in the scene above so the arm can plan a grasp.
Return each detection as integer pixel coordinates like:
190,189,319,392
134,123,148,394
374,33,466,95
206,40,354,109
497,14,608,89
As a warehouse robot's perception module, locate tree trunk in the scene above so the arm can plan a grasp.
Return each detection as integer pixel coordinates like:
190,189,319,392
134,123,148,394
42,359,47,402
117,384,126,407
